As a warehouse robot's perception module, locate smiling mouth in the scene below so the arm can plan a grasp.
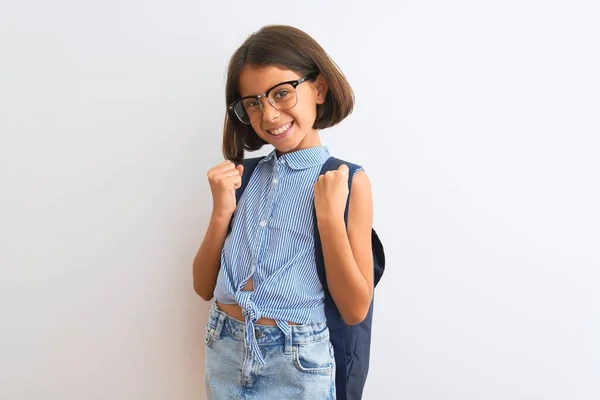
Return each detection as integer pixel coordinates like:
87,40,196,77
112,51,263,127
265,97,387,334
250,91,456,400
267,121,294,136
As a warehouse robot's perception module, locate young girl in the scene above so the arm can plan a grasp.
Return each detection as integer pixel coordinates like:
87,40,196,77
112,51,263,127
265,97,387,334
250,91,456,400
193,25,374,400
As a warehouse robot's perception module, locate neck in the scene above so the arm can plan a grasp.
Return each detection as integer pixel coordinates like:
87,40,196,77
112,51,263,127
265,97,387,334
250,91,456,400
276,129,322,157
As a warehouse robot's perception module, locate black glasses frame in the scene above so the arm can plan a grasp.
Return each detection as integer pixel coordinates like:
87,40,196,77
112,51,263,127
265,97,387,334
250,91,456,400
228,72,319,124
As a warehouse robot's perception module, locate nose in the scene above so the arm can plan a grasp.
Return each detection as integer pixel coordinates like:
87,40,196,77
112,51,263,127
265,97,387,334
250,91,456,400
261,98,280,122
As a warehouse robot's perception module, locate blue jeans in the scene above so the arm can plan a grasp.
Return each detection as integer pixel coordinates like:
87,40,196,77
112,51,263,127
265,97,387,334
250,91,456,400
204,302,336,399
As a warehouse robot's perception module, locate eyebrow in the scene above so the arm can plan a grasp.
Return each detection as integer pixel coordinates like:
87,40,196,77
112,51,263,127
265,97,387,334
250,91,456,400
239,80,289,99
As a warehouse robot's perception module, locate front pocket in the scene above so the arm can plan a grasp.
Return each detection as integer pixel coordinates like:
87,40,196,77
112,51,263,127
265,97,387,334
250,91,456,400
293,341,333,375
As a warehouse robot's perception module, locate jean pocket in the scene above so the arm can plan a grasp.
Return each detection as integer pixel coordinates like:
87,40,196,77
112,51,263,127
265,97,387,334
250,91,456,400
293,340,333,375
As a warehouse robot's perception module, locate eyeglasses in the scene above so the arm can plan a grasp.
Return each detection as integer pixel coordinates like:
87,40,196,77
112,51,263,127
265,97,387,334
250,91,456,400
228,73,318,125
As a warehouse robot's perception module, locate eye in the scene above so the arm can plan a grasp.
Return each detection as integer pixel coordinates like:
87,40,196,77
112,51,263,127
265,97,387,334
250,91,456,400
243,98,260,109
273,89,291,99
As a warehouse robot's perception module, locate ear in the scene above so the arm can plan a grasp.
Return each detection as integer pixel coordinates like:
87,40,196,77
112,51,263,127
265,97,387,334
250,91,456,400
313,74,329,105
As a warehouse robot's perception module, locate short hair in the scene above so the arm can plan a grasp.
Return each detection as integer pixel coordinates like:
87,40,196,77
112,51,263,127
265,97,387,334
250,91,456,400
222,25,354,162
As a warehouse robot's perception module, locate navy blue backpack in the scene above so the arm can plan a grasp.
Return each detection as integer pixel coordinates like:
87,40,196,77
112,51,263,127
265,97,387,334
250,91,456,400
235,156,385,400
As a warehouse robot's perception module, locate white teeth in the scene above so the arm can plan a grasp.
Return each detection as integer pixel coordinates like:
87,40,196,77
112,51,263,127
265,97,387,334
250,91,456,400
269,122,292,135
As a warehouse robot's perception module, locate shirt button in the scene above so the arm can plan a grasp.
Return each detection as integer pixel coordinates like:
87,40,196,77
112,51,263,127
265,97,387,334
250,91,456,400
259,220,267,227
272,178,279,184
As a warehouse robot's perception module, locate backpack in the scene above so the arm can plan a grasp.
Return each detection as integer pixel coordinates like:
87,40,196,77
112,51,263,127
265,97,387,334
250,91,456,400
235,155,385,400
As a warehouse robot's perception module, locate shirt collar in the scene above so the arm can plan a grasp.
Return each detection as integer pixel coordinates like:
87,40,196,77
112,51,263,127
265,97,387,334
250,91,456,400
259,146,331,170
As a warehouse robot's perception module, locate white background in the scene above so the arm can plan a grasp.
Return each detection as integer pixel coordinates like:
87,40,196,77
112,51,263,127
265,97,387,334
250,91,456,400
1,1,598,399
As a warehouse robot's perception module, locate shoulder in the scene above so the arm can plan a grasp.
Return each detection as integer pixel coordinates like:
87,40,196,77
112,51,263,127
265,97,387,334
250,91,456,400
348,168,372,213
350,169,371,193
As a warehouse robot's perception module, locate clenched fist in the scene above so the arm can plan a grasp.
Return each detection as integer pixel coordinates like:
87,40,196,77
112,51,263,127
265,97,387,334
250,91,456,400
207,161,244,219
313,164,349,222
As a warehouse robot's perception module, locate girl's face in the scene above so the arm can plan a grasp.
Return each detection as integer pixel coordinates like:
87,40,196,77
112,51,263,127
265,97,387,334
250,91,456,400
238,65,328,155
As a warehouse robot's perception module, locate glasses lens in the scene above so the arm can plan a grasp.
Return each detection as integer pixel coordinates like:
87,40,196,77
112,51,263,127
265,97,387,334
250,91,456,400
232,100,253,124
268,83,297,111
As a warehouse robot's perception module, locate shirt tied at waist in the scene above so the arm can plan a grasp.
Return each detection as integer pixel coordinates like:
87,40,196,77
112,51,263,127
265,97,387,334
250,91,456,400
236,290,291,364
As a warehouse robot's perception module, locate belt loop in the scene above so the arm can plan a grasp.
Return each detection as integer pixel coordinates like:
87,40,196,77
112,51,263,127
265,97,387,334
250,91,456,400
284,325,293,355
215,311,226,339
210,303,227,339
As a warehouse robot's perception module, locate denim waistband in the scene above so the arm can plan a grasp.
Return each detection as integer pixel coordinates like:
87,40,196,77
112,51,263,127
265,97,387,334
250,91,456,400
206,301,329,359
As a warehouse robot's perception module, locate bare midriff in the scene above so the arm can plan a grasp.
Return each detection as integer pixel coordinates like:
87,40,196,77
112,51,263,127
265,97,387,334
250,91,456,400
216,278,297,326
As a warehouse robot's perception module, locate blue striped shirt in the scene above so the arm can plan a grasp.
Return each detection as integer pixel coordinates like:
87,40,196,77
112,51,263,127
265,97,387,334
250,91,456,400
213,146,332,363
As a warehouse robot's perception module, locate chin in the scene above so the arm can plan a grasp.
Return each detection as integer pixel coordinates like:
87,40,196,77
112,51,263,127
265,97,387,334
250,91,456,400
264,134,304,154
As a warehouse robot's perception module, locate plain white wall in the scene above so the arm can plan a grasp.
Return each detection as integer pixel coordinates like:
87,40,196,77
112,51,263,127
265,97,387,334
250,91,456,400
1,1,598,399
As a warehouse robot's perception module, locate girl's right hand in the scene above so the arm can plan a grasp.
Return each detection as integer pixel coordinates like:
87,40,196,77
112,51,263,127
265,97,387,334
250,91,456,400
207,161,244,219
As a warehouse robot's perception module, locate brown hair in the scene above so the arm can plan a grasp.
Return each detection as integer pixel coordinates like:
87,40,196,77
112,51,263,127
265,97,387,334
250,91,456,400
222,25,354,162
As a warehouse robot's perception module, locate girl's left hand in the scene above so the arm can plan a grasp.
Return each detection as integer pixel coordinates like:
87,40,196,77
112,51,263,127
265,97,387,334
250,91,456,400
313,164,349,223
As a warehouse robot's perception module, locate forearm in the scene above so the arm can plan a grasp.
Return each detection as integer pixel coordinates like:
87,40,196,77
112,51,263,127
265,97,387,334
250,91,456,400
318,216,372,325
192,214,231,301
